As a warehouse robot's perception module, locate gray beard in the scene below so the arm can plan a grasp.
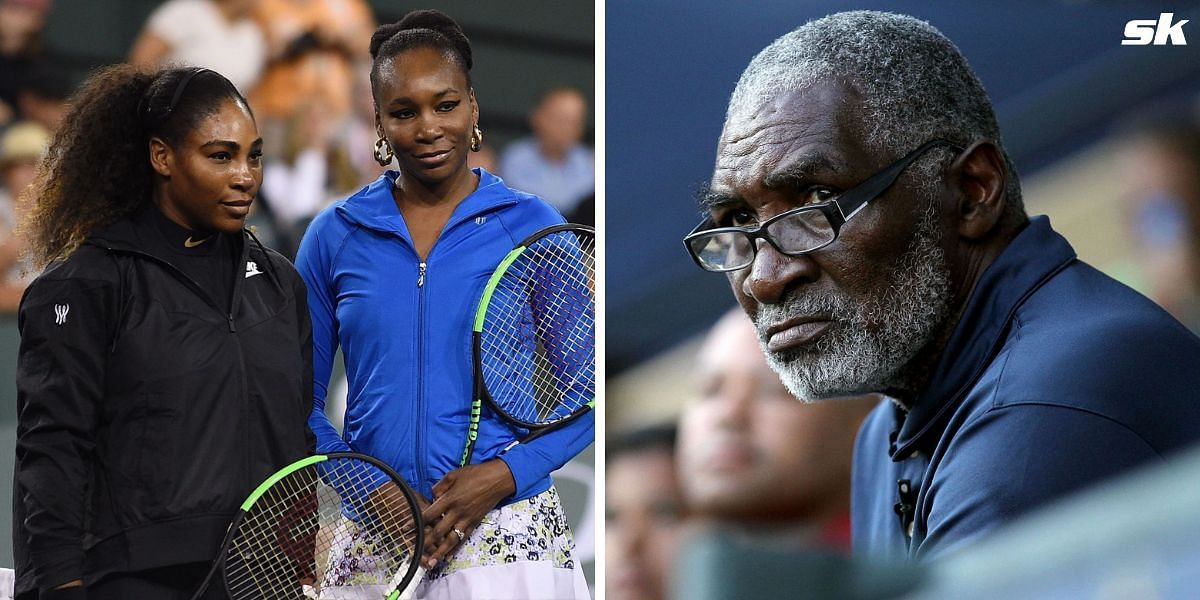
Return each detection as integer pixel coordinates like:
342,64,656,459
755,206,953,401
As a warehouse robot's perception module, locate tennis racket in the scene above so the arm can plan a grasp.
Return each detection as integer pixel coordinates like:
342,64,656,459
459,223,596,467
191,452,425,600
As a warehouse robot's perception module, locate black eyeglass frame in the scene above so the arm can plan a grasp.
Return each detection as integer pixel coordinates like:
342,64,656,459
683,138,965,273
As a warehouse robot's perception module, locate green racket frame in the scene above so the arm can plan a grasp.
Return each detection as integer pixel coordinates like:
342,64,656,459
459,223,596,467
191,452,425,600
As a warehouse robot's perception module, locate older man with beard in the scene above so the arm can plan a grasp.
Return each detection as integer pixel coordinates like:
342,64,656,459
683,11,1200,562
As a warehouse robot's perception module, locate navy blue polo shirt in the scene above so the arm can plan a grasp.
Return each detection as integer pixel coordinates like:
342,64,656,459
852,216,1200,561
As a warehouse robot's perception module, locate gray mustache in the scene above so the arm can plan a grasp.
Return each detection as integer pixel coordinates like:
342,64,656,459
754,293,850,343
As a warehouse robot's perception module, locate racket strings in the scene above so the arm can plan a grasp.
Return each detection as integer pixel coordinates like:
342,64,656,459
223,458,420,599
480,230,596,425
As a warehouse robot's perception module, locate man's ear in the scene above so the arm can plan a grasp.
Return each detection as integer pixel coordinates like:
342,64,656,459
948,140,1007,241
148,137,172,178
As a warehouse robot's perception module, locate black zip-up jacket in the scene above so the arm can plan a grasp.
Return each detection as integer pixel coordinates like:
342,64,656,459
13,210,315,596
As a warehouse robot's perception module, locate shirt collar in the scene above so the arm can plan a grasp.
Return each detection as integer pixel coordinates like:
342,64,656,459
336,167,518,237
893,216,1077,457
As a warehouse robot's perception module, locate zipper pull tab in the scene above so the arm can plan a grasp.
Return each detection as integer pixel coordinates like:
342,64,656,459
417,262,427,288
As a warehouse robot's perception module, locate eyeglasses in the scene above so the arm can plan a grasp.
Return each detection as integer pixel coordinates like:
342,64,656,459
683,139,963,272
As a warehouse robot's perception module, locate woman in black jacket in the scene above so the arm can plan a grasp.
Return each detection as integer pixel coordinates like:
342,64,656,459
12,65,314,600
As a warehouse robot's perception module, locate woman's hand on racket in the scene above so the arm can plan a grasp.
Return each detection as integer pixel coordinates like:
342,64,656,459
368,480,431,551
421,459,516,568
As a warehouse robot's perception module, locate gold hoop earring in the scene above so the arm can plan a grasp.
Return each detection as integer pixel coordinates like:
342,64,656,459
373,136,394,166
470,124,483,152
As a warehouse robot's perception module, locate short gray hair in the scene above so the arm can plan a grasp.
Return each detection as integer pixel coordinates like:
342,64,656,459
728,11,1025,224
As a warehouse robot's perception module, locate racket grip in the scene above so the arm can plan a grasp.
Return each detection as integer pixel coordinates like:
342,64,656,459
393,565,426,600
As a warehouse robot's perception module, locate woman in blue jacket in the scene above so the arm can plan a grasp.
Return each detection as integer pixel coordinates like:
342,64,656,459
295,10,592,599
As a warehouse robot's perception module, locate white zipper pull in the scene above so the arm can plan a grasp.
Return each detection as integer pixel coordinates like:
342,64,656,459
417,262,427,287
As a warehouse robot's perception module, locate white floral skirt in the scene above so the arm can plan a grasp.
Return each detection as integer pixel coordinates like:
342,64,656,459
316,486,589,600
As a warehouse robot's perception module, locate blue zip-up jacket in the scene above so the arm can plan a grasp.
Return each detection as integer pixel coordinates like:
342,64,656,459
295,168,594,502
853,216,1200,561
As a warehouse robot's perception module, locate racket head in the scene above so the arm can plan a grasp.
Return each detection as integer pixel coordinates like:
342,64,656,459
474,223,596,430
218,452,423,600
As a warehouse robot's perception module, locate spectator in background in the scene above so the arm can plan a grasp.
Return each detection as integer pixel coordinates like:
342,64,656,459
260,97,358,256
0,120,46,312
677,309,876,552
342,66,387,185
607,424,686,600
128,0,267,95
1119,117,1200,334
499,86,594,217
249,0,374,124
13,60,68,133
0,0,52,126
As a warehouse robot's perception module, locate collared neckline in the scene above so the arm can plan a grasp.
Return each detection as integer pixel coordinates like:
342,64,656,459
90,206,243,261
335,167,518,241
892,216,1077,458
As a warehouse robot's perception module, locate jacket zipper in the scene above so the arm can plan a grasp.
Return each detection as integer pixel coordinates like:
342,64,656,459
416,259,428,495
393,199,515,496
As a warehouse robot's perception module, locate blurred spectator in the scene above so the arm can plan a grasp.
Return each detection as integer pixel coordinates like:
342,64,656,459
128,0,267,94
499,86,594,216
677,308,877,552
0,0,52,126
342,66,385,184
14,60,68,132
249,0,374,123
260,97,359,256
607,424,686,600
1119,117,1200,333
0,120,47,311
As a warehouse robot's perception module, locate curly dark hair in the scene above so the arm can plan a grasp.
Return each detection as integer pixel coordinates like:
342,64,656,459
22,64,249,268
369,9,473,102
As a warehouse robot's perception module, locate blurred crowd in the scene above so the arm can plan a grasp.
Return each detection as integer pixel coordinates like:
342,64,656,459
0,0,595,314
607,308,877,600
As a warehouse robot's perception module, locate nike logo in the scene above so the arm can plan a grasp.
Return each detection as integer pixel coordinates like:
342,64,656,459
245,261,263,278
183,235,213,248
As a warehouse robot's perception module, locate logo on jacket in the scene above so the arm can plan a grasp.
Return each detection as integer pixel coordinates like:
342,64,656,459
475,216,487,225
183,235,212,248
245,261,263,278
54,303,69,325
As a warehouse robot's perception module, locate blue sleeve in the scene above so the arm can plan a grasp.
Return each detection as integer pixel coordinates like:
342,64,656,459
500,409,595,499
917,403,1160,560
295,214,352,455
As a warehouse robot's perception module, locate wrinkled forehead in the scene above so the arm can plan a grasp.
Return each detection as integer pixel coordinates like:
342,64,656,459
711,80,870,196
